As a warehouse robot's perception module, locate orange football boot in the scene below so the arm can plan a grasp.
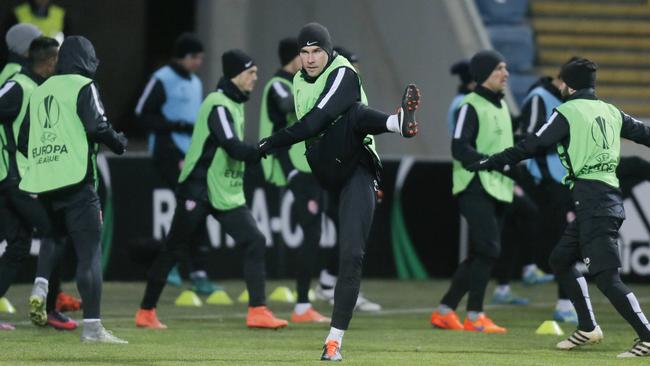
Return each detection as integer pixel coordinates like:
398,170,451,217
56,292,82,312
291,308,330,323
463,313,507,334
430,310,464,330
135,308,167,329
246,306,288,329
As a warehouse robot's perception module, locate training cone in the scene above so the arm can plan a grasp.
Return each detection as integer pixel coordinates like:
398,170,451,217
206,290,233,305
238,290,249,303
174,290,202,307
0,297,15,314
535,320,564,335
292,289,316,302
270,287,295,303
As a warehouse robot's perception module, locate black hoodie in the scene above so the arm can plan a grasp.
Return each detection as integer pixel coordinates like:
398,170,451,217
17,36,126,188
56,36,99,78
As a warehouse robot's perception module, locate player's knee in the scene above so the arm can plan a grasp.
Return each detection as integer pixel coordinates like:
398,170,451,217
549,248,570,274
594,268,628,297
245,231,266,257
475,242,500,261
339,250,365,276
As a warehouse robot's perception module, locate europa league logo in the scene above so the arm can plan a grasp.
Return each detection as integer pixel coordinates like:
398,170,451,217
37,95,60,129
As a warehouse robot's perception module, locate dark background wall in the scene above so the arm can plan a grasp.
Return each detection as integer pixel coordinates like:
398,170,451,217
0,0,197,141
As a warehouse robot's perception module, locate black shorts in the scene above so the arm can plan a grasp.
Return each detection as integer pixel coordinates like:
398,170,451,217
553,216,622,275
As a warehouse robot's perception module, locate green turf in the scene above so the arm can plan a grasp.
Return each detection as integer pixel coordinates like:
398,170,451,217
1,280,648,365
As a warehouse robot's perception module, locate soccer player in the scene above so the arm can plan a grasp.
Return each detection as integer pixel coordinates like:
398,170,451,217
469,58,650,358
135,49,287,330
18,36,128,343
518,63,579,323
0,36,78,331
313,45,383,313
258,37,329,323
431,50,512,334
257,22,420,361
135,33,220,294
1,24,41,85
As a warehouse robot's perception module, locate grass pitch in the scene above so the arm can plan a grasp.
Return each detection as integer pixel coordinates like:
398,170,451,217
1,279,649,365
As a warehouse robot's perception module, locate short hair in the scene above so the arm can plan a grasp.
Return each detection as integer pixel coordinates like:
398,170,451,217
28,36,59,65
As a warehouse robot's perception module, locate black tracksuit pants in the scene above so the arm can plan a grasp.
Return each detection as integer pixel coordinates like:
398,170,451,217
549,181,650,341
0,186,66,313
328,165,377,330
494,186,539,285
303,102,387,330
441,177,506,312
289,172,324,304
141,199,267,309
153,143,210,276
40,184,103,319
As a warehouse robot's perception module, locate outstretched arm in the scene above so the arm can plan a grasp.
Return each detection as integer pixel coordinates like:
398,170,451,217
208,106,260,163
470,111,569,171
620,111,650,147
261,67,361,149
78,83,127,154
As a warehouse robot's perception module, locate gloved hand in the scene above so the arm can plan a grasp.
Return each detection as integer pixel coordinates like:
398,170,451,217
257,138,272,159
116,132,128,155
466,156,497,172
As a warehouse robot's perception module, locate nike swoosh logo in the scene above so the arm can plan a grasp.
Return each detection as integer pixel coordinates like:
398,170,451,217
306,41,318,46
245,61,253,68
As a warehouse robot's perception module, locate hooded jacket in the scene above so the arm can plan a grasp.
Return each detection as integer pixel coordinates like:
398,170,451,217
17,36,126,187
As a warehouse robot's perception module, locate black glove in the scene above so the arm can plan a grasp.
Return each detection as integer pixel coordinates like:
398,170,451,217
257,138,272,158
118,132,128,152
466,156,497,172
112,132,128,155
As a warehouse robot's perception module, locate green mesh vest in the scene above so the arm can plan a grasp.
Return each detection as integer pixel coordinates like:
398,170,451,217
556,99,622,188
8,73,37,178
179,91,246,210
20,74,95,193
452,92,514,203
0,63,21,86
292,55,378,171
258,76,295,186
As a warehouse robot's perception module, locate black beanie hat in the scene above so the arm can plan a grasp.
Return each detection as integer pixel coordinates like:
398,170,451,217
469,50,505,85
297,22,333,56
278,37,299,66
173,33,203,58
450,60,472,85
222,49,255,79
559,58,598,90
333,46,358,63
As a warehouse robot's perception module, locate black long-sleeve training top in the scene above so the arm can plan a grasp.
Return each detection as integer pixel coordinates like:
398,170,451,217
451,85,508,169
265,64,361,148
176,77,259,202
